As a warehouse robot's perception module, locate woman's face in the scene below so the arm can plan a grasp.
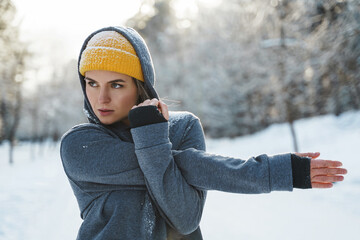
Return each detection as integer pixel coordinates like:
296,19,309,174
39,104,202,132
85,70,138,125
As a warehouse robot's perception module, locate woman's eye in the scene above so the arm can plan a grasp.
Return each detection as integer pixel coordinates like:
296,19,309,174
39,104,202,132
87,81,98,87
112,83,123,89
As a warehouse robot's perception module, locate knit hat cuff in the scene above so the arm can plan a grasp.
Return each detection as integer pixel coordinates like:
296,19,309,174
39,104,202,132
79,46,144,81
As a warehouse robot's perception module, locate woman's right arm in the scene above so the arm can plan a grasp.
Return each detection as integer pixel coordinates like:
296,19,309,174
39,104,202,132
60,124,146,190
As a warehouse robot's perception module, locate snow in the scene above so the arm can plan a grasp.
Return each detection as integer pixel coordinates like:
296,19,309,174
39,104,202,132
0,143,81,240
1,111,359,240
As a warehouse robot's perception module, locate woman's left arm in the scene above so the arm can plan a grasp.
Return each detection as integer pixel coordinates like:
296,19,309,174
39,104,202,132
129,99,348,234
129,99,206,235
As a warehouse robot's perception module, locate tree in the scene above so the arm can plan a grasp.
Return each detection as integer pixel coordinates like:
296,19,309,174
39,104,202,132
0,0,28,164
126,0,360,139
306,0,360,115
17,59,85,142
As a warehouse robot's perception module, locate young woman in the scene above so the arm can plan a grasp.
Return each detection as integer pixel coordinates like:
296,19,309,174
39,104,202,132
60,26,347,240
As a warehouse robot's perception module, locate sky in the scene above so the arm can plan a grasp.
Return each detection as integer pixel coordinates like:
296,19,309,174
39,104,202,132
12,0,143,89
13,0,142,60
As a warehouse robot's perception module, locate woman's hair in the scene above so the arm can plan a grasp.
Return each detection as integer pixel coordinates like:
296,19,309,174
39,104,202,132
133,77,151,104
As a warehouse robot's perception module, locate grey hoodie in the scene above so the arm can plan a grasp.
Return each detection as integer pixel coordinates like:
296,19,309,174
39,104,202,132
60,26,294,240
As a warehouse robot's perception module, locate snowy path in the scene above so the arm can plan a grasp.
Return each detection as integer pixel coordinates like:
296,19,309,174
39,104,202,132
1,111,359,240
0,143,81,240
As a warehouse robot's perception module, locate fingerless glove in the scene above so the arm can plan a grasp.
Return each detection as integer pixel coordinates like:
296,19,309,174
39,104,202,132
128,105,167,128
291,154,312,189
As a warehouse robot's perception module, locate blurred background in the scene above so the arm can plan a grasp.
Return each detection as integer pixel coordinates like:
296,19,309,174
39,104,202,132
1,0,359,148
0,0,359,239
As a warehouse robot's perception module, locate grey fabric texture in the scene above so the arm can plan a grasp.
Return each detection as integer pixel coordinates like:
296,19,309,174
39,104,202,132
60,26,294,240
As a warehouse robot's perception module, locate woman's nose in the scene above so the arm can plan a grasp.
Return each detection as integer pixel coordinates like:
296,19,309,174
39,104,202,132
98,88,111,104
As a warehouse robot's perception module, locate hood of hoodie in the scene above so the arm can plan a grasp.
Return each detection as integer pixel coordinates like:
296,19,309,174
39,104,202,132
78,26,159,125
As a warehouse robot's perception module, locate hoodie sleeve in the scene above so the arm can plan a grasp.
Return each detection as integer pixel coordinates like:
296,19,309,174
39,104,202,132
172,149,293,193
130,117,206,235
130,115,293,235
61,122,293,195
60,124,147,191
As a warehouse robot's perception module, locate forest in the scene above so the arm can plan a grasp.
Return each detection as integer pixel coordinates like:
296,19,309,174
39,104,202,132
1,0,359,162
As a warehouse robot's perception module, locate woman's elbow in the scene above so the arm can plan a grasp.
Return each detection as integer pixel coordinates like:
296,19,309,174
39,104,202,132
172,214,202,235
170,201,204,235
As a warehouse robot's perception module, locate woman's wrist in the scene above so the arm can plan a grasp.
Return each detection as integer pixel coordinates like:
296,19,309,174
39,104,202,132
291,154,312,189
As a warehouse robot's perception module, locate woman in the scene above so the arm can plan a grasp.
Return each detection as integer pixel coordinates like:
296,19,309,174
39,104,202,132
60,26,347,240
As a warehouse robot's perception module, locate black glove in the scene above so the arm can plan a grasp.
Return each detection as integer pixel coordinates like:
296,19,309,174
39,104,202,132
128,105,167,128
291,154,312,189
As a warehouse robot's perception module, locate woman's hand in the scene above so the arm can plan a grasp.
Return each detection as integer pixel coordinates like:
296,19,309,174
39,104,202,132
132,98,169,120
295,152,348,189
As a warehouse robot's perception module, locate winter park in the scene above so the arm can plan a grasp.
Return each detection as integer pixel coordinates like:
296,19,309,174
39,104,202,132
1,0,360,239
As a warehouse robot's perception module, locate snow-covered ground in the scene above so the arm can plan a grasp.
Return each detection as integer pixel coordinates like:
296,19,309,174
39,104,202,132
1,111,359,240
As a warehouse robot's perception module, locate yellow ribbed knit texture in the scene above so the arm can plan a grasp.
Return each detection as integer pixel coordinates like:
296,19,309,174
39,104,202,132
79,31,144,81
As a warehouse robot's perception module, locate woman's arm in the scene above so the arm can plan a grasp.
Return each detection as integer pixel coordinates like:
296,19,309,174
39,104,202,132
60,124,147,191
61,118,347,195
129,103,207,235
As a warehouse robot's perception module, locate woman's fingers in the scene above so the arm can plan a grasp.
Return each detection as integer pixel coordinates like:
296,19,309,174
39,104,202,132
312,182,333,188
134,98,159,108
310,159,347,188
132,98,169,120
139,98,158,107
312,175,344,183
311,159,343,168
295,152,320,159
311,167,347,177
159,101,169,120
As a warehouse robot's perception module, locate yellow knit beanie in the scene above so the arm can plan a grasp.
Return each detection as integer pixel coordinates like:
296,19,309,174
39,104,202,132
79,31,144,81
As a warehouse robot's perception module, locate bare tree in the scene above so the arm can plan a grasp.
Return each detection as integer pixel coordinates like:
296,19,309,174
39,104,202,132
0,0,27,164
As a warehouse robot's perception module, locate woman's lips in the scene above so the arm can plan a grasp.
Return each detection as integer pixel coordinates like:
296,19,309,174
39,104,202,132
98,109,114,116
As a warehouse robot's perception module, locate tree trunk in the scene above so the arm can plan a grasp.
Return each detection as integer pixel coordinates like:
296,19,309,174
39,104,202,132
289,121,299,152
0,97,6,143
9,140,14,165
278,0,299,153
8,85,22,164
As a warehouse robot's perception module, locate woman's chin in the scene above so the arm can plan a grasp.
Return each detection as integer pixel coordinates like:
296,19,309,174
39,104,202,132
98,117,117,125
